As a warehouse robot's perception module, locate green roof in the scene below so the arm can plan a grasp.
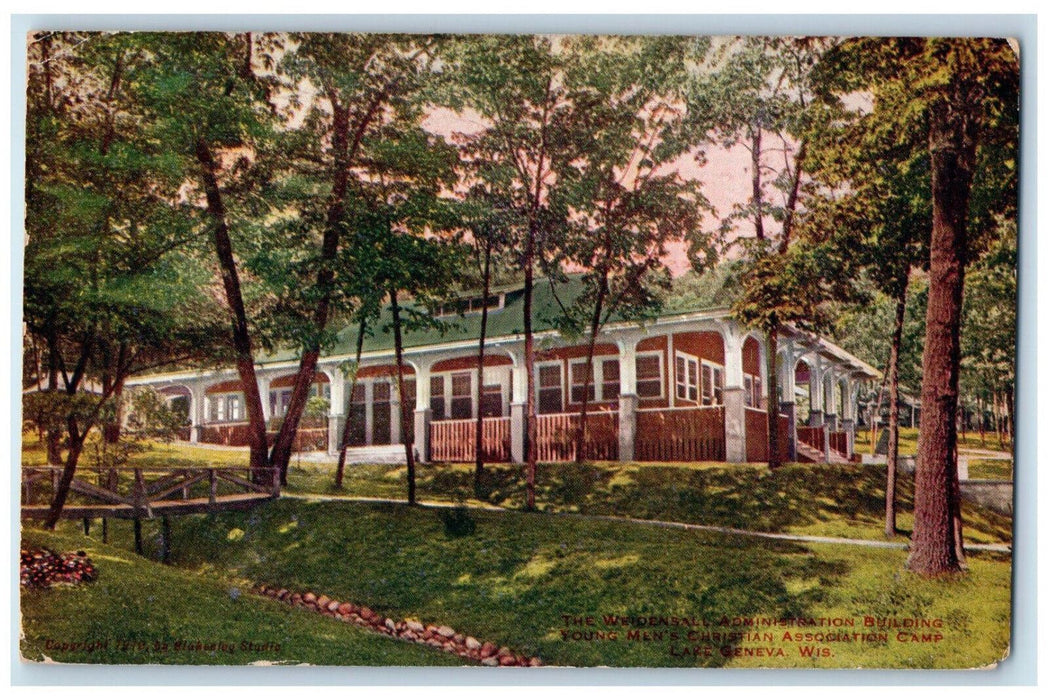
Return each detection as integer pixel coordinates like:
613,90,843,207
259,268,738,365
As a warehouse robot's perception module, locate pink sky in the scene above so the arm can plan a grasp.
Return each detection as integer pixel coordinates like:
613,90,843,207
422,107,762,278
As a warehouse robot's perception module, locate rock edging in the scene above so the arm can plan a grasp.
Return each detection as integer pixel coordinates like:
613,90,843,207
256,585,542,667
21,547,98,589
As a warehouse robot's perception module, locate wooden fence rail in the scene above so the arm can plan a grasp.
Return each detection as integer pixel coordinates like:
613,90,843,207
430,417,512,463
535,411,619,463
635,406,725,462
21,465,279,520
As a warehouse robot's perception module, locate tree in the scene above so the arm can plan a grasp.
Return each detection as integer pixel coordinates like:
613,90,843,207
828,38,1018,575
24,32,222,527
548,37,712,463
691,37,832,469
447,36,589,510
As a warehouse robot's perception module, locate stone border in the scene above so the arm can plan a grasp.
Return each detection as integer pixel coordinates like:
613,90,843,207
256,585,542,667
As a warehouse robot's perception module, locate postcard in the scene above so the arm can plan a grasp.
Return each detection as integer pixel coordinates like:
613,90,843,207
18,30,1018,670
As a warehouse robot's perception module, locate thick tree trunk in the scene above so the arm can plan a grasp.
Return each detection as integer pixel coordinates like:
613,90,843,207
765,326,782,469
195,138,269,481
335,317,368,489
389,289,418,505
885,275,909,537
907,97,977,576
474,240,492,489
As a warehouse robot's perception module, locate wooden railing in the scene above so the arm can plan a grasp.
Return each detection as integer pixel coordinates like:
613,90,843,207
743,408,792,463
797,426,825,452
21,464,279,520
430,416,512,463
829,431,849,457
635,405,724,462
535,411,619,463
196,422,328,452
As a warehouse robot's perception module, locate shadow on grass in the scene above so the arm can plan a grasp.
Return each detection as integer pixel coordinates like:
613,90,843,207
148,498,854,667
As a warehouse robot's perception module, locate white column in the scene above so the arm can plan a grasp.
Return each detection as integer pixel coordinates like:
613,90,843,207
778,339,798,461
412,357,434,462
508,347,527,464
189,381,206,443
258,374,272,422
719,322,746,463
616,334,642,462
364,381,374,446
321,367,344,455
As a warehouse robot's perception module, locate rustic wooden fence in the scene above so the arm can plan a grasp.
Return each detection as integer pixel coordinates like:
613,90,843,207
430,416,512,463
21,464,279,520
635,406,725,462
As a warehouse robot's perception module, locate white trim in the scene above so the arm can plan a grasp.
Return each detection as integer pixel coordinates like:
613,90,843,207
674,350,700,404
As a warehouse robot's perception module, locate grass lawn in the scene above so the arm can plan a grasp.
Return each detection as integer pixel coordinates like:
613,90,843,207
967,460,1014,481
25,499,1011,669
20,435,1013,545
19,527,461,666
853,426,1013,457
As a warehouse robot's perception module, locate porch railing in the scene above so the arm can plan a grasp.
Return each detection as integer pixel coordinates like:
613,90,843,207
196,422,328,452
797,425,826,452
535,410,619,463
743,407,791,463
635,405,725,462
430,416,512,463
829,430,849,457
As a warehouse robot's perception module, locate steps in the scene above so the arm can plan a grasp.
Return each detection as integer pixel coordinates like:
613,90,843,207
337,444,409,465
796,442,851,464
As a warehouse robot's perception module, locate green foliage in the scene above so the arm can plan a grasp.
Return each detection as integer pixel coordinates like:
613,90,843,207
125,387,188,442
438,505,477,538
304,396,330,419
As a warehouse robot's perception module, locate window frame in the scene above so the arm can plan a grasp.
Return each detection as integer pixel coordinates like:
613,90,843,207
635,350,665,400
535,360,565,415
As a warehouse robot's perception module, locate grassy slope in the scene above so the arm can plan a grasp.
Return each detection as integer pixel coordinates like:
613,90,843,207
54,498,1009,669
19,528,461,666
21,435,1013,544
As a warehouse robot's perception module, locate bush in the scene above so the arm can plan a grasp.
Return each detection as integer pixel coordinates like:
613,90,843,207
438,505,476,538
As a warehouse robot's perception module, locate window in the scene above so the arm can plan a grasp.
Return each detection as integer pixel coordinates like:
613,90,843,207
430,375,446,421
569,359,597,404
701,361,724,406
347,383,366,446
228,395,242,421
601,358,620,399
450,372,473,419
481,384,503,418
636,353,663,399
744,374,762,408
537,363,563,414
675,352,699,403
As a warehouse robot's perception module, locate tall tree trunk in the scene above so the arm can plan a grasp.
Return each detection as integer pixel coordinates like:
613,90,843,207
574,278,608,465
195,137,269,482
523,228,538,511
907,95,977,576
765,326,781,469
335,316,368,489
885,273,910,537
1004,385,1013,448
474,239,492,489
389,288,417,505
45,337,62,465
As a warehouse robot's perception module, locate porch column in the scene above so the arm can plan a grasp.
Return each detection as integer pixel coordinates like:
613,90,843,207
364,381,374,446
808,356,825,428
509,348,527,464
189,381,206,444
390,395,402,445
616,334,641,462
324,368,345,456
720,322,746,463
258,374,272,423
841,375,857,457
778,340,798,461
413,358,434,463
824,368,838,432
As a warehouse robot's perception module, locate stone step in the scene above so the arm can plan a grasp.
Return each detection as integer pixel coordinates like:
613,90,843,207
338,445,408,464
